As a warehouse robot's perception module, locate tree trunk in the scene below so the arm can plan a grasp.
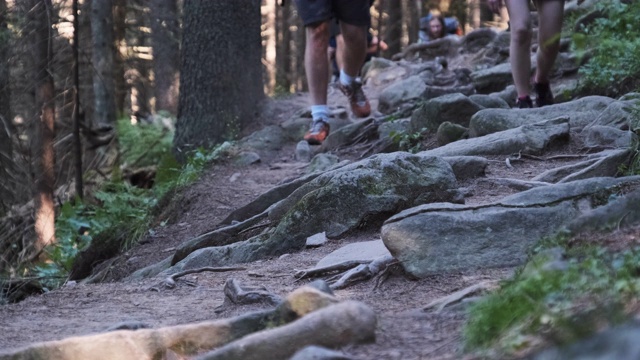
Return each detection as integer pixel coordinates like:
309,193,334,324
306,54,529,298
91,0,116,128
151,0,180,115
383,0,402,58
293,12,305,91
468,0,481,30
174,1,264,159
262,0,276,95
72,0,83,199
404,0,420,45
29,0,57,254
113,0,127,117
275,2,292,92
0,0,14,213
128,0,152,120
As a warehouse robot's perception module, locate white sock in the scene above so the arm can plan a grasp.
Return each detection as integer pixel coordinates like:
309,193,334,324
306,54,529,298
339,69,356,86
311,105,329,122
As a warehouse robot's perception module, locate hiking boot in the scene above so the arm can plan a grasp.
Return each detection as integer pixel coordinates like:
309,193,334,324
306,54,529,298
534,82,554,107
516,95,533,109
338,80,371,118
303,119,330,145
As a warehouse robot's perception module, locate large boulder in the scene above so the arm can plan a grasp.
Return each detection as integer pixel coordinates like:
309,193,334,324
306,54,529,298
382,176,640,277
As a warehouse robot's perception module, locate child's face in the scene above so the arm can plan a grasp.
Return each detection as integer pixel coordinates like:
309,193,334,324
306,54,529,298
430,19,443,38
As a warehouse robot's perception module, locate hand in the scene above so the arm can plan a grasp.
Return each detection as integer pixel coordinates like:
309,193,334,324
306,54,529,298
487,0,503,14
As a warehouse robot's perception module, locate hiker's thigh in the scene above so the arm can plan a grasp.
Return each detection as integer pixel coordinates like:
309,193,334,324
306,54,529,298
333,0,370,27
295,0,333,26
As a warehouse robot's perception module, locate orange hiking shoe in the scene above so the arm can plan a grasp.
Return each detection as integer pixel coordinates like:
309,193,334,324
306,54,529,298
338,80,371,118
303,120,330,145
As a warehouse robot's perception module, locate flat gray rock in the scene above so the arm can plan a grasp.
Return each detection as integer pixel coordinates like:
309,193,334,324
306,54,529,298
316,240,391,268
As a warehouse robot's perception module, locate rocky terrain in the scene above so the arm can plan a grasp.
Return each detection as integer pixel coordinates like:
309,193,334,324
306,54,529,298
2,1,640,359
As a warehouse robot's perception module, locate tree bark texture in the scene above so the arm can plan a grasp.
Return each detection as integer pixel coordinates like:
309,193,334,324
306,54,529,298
404,0,420,45
91,0,116,128
174,0,264,159
261,0,276,95
113,0,127,117
29,0,57,253
275,2,292,91
383,0,402,58
0,0,15,213
72,0,83,199
151,0,180,115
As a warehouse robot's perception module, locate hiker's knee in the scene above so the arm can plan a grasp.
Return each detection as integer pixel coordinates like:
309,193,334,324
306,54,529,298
510,23,532,47
307,21,330,47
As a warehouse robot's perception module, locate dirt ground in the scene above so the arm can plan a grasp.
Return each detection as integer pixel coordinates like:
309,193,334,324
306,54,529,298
0,90,600,359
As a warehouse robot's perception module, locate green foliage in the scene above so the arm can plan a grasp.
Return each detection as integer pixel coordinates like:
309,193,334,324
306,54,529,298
32,134,229,289
117,118,173,167
389,128,427,153
35,182,155,289
575,1,640,96
154,142,232,196
464,244,640,353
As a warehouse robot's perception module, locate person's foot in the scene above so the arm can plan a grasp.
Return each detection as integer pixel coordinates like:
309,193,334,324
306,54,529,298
516,95,533,109
534,82,554,107
303,119,330,145
338,80,371,118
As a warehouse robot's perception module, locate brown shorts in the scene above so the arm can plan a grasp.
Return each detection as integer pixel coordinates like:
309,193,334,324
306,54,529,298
294,0,371,27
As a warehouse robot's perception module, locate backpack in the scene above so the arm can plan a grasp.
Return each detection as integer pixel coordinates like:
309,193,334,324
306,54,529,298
419,14,461,36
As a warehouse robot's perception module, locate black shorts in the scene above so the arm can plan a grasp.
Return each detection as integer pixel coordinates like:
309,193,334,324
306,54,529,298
295,0,371,27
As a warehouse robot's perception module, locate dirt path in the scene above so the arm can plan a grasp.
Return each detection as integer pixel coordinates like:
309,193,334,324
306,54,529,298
0,91,592,358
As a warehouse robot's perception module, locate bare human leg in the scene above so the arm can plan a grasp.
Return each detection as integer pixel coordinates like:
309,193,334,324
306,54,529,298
505,0,533,99
534,0,564,84
338,21,367,78
305,21,330,106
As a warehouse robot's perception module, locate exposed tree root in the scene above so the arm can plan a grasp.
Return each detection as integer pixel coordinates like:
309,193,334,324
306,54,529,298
151,266,246,291
330,255,396,290
295,255,396,290
217,278,282,311
372,262,404,291
294,260,371,280
422,281,498,312
197,301,376,360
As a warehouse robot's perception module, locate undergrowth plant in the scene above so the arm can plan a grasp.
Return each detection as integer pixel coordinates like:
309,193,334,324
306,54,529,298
117,118,173,167
32,120,230,290
574,0,640,96
464,241,640,355
389,128,427,153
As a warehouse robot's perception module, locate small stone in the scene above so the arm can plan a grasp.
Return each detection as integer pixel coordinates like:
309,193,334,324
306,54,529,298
229,172,241,182
306,232,327,247
296,140,311,162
